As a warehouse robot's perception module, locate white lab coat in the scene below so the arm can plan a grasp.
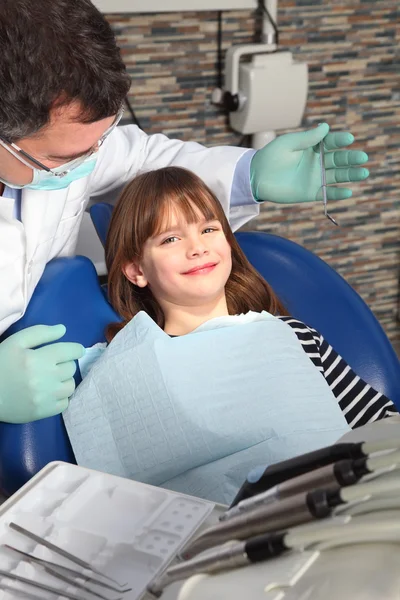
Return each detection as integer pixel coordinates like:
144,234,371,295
0,125,258,335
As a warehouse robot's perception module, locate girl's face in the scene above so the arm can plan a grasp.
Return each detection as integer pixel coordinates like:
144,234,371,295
124,204,232,310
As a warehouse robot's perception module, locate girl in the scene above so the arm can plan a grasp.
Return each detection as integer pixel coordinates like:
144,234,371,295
65,166,396,505
105,166,395,429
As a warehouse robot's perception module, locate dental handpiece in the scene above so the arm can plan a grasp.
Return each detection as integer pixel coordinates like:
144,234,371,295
222,457,361,521
187,462,400,558
183,487,335,558
148,531,289,597
151,512,400,597
222,449,400,521
230,437,400,507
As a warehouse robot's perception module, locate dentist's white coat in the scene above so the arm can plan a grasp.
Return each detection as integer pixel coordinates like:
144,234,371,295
0,125,258,335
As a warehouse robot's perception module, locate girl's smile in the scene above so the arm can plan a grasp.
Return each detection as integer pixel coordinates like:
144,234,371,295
182,262,218,275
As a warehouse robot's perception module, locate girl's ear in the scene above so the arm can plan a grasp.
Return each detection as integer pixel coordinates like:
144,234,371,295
123,261,148,288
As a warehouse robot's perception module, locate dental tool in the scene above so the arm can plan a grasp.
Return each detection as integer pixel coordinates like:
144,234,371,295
3,544,132,594
319,133,339,226
222,449,400,521
41,564,122,600
186,469,400,558
150,512,400,596
183,487,335,558
2,545,124,600
0,567,93,600
9,522,128,589
230,437,400,506
148,532,290,597
0,583,49,600
222,458,359,521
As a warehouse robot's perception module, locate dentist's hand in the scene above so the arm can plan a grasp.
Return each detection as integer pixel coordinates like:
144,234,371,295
250,122,369,204
0,325,85,423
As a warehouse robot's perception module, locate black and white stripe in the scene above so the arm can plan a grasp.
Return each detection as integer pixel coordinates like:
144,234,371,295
279,316,397,429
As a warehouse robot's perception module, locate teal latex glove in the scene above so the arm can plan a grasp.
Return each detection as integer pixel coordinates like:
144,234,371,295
250,123,369,203
0,324,85,423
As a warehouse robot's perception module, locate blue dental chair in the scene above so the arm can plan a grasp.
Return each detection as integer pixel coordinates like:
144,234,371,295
0,202,399,497
0,257,120,496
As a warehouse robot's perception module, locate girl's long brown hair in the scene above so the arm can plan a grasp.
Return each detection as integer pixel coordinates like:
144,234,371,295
105,166,286,341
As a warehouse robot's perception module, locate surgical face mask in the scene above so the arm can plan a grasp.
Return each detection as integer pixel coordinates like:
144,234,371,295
0,106,123,191
0,155,98,191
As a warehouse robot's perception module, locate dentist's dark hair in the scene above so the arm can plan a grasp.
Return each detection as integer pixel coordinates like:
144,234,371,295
105,166,287,341
0,0,130,142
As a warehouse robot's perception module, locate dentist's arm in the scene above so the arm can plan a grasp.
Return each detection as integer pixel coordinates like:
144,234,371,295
0,324,84,423
88,125,256,231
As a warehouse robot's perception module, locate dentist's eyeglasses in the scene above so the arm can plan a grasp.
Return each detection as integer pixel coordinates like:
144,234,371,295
0,106,124,177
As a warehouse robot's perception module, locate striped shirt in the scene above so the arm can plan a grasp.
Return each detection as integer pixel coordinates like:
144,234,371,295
279,316,397,429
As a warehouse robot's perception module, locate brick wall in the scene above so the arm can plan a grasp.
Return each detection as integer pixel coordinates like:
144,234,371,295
106,1,400,340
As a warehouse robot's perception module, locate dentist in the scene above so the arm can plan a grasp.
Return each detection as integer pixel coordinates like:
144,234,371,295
0,0,369,423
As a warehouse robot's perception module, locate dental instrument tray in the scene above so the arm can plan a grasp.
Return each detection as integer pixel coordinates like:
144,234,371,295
0,462,215,600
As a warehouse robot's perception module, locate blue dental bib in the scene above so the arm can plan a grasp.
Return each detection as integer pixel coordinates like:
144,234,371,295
64,311,349,504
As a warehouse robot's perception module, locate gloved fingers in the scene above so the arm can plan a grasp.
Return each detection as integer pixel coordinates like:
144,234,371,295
285,122,330,151
37,382,74,420
322,131,355,151
55,398,70,415
38,341,85,364
57,378,76,401
8,324,66,350
35,397,70,420
324,150,368,169
325,167,369,185
325,187,353,201
57,360,78,382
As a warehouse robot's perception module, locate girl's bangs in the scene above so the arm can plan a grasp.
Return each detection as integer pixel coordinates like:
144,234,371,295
150,187,220,238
